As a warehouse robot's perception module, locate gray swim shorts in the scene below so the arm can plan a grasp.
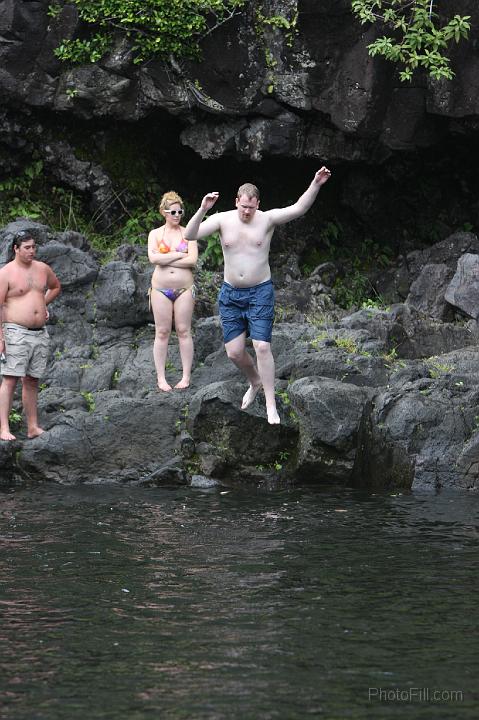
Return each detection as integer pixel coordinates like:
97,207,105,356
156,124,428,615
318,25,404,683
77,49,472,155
1,323,50,378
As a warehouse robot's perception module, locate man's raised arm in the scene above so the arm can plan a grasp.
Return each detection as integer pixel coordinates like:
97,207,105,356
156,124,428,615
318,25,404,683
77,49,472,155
185,192,221,240
267,167,331,226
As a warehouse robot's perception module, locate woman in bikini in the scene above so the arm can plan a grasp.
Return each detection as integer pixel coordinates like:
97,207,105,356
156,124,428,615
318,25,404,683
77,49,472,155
148,191,198,391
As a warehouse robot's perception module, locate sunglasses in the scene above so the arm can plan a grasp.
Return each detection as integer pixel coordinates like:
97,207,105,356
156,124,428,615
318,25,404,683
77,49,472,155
164,209,184,216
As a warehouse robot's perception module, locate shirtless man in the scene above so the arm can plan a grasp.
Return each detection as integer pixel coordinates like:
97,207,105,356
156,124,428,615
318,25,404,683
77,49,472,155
185,167,332,424
0,232,61,441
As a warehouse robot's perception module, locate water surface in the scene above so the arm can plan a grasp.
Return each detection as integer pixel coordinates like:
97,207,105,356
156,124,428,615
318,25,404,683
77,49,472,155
0,483,477,719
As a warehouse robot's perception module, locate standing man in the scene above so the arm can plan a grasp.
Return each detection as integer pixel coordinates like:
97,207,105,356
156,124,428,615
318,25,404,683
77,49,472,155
185,167,332,424
0,232,61,441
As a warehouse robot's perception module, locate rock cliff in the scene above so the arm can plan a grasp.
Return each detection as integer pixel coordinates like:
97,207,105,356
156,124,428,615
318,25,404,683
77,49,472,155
1,220,479,492
1,1,479,242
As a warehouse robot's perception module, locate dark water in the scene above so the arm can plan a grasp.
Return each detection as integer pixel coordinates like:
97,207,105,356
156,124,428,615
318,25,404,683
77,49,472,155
0,483,477,720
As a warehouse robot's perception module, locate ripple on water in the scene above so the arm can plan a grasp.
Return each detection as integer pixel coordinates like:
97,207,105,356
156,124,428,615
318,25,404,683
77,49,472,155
0,484,477,719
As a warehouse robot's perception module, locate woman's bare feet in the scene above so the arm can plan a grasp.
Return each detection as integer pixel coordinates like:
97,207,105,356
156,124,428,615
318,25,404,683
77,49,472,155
157,379,173,392
241,383,262,410
175,378,190,390
0,429,16,441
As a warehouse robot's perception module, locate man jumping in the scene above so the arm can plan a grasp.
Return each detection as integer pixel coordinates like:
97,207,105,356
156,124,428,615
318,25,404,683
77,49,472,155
185,167,332,424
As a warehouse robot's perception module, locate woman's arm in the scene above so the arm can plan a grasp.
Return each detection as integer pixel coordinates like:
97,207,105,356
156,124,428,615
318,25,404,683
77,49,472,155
149,251,186,265
168,241,198,268
147,229,185,265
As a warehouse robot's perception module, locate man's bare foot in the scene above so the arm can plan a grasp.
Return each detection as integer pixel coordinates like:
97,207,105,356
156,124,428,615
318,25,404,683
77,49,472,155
241,383,262,410
175,378,190,390
0,429,16,441
157,380,173,392
267,408,281,425
27,426,45,439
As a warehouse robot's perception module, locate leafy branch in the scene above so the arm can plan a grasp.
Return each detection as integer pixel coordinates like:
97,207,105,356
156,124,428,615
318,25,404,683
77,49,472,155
51,0,246,64
352,0,471,81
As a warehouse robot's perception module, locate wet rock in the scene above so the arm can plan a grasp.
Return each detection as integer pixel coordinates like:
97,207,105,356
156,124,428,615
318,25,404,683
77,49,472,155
289,377,372,482
190,475,220,488
2,225,479,492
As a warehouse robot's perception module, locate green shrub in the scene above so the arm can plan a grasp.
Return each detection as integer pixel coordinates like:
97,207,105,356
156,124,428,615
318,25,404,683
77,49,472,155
352,0,471,81
52,0,246,64
201,232,223,270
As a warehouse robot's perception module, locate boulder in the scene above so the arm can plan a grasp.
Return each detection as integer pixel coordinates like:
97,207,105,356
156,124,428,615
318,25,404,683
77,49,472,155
445,252,479,318
289,377,371,482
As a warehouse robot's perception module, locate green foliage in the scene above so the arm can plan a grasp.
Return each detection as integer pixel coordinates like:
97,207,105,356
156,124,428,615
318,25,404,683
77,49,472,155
56,33,111,64
201,232,223,270
47,4,62,18
276,389,291,406
0,152,167,260
361,297,389,311
426,357,454,378
254,4,298,94
53,0,246,64
302,227,394,309
301,221,342,276
352,0,471,81
334,336,360,354
8,410,22,428
0,161,45,222
255,6,298,47
256,450,291,473
381,347,407,369
275,389,299,424
121,209,160,244
310,331,329,349
333,269,371,309
80,391,96,412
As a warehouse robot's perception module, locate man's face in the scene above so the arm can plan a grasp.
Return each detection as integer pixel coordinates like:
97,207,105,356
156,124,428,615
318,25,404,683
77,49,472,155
15,239,36,263
236,194,259,223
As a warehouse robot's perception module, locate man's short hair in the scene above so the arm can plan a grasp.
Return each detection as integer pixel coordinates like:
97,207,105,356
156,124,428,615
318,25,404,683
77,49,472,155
237,183,260,201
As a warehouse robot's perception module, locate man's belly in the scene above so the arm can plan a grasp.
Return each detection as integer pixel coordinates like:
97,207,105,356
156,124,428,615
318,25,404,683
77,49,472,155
3,295,47,328
223,255,271,288
224,269,271,288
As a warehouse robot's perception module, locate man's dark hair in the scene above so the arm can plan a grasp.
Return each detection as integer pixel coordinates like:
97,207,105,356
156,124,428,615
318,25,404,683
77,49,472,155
9,231,35,261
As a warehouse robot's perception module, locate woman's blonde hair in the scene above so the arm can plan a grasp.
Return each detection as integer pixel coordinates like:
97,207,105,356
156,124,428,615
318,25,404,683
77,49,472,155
159,191,184,214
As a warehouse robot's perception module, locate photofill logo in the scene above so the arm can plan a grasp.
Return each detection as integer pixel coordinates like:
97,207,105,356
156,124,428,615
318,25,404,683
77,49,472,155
368,688,464,703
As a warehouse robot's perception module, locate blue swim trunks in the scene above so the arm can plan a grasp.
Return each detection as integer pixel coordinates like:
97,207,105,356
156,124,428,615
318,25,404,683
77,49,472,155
218,279,275,344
